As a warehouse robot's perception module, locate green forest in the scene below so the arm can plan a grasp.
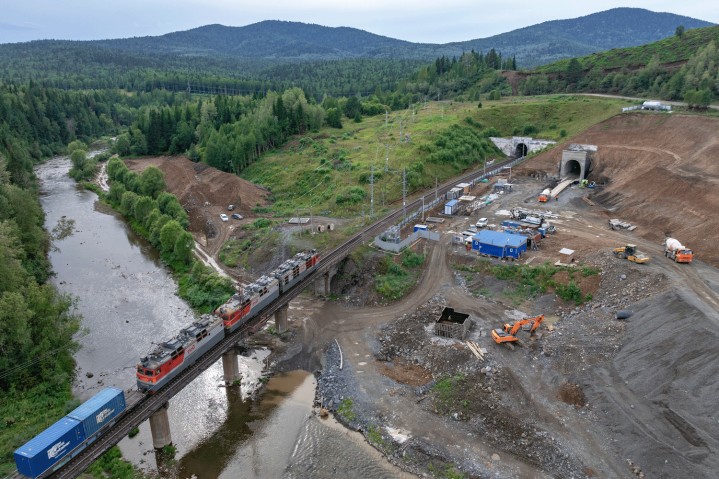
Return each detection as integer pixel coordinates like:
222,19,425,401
1,15,719,477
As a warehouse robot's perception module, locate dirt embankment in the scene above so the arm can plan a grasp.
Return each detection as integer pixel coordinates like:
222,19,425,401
124,156,270,256
517,113,719,266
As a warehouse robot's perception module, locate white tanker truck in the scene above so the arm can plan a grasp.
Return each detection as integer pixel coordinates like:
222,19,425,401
664,238,693,263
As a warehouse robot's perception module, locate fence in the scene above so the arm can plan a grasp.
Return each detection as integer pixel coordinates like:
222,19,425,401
374,229,440,253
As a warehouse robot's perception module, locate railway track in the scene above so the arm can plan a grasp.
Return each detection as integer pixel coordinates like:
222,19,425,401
45,155,524,479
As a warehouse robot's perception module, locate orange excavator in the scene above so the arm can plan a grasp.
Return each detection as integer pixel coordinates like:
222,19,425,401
491,315,544,347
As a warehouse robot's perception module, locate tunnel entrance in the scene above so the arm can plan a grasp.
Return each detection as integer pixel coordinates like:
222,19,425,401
561,159,582,177
514,143,528,157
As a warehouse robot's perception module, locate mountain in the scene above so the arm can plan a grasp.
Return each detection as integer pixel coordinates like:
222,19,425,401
91,9,713,67
0,7,713,92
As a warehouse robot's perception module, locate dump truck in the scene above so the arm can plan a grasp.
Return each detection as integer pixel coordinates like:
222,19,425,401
664,238,693,263
613,244,650,264
538,189,550,202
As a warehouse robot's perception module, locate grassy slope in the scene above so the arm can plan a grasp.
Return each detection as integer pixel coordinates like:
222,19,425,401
241,96,629,217
535,25,719,73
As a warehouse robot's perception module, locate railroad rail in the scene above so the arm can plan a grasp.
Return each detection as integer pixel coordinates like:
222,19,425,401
44,154,525,479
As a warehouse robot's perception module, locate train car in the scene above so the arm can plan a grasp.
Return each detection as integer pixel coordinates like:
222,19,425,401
15,388,126,479
215,275,280,333
137,313,225,393
272,250,320,293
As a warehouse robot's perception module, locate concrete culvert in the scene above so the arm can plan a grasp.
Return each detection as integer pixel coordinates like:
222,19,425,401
616,310,633,320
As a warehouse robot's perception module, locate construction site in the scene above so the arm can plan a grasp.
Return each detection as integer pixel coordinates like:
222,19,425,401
122,112,719,478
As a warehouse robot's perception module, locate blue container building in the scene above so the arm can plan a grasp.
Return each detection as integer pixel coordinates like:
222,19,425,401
14,417,85,479
472,230,528,259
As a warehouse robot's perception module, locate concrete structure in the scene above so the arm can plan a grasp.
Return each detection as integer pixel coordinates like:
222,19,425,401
558,248,575,264
222,349,241,386
559,144,596,180
472,230,527,259
642,100,671,111
434,307,470,340
446,187,462,200
149,403,172,449
274,304,288,333
490,137,556,157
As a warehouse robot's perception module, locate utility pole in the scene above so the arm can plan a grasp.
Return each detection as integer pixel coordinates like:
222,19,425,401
370,164,374,218
422,195,425,222
385,144,389,172
402,167,407,221
435,177,438,201
385,110,388,130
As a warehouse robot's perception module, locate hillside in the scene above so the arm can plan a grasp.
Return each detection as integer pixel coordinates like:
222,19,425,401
0,8,712,91
516,112,719,266
536,24,719,72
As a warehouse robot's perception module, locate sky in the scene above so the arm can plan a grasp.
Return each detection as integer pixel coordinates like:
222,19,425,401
1,1,717,44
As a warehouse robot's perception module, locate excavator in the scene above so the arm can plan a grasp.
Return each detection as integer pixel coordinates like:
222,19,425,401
491,314,544,347
613,244,650,264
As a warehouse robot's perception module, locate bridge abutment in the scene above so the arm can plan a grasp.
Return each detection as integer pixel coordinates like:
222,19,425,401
222,349,241,386
149,403,172,449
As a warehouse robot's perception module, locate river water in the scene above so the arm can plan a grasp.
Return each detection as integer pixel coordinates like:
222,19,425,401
36,156,406,479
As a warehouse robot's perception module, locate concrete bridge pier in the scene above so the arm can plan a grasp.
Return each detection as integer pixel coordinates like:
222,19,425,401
222,349,241,386
149,402,172,449
275,304,289,333
314,272,329,297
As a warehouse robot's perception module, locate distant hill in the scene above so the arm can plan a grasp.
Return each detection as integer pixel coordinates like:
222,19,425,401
91,8,714,67
0,7,713,93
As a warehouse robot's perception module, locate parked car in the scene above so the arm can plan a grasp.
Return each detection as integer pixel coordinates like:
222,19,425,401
476,217,488,228
231,213,243,220
227,205,235,211
219,214,229,222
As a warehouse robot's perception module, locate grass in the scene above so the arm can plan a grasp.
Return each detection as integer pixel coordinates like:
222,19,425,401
428,463,466,479
432,374,466,414
375,250,425,301
336,398,357,422
241,97,628,218
457,260,597,305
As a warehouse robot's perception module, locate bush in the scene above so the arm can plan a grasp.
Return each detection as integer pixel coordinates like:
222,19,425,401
336,186,366,205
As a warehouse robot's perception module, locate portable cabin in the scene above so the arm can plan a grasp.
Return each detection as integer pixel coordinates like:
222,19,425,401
456,182,471,195
472,230,527,259
444,199,459,215
445,187,462,200
413,224,428,232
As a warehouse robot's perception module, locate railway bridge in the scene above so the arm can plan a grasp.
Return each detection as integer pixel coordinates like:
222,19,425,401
40,154,528,479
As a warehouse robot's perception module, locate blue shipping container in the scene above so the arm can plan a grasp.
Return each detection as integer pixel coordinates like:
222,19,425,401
413,224,428,232
14,417,86,479
66,387,126,438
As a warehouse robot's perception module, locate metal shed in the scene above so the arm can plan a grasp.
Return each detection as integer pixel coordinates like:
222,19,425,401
472,230,527,259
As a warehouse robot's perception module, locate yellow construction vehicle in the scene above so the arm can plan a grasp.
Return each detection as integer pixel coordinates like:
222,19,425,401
492,315,544,347
613,244,650,264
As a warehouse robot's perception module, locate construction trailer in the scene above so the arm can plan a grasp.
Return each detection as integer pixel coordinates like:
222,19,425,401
434,307,471,340
456,182,471,195
444,199,459,215
472,230,528,259
445,187,463,200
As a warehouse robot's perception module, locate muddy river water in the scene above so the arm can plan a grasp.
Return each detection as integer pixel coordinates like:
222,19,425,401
37,155,405,478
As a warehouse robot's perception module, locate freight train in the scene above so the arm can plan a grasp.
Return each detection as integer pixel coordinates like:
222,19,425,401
136,249,320,392
14,388,126,479
14,250,320,478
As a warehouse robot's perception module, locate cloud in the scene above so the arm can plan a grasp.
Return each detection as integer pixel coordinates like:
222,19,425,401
0,21,40,32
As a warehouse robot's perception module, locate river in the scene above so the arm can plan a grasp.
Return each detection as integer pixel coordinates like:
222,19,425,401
36,155,405,479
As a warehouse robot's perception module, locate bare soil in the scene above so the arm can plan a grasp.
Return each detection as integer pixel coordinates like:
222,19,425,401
124,156,269,256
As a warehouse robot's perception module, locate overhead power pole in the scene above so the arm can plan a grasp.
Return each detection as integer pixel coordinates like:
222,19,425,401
370,164,374,218
402,167,407,221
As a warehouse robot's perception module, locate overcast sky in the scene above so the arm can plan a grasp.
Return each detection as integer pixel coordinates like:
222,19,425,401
1,1,716,44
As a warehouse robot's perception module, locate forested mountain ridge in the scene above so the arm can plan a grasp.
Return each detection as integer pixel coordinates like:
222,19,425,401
93,9,714,66
0,8,712,88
